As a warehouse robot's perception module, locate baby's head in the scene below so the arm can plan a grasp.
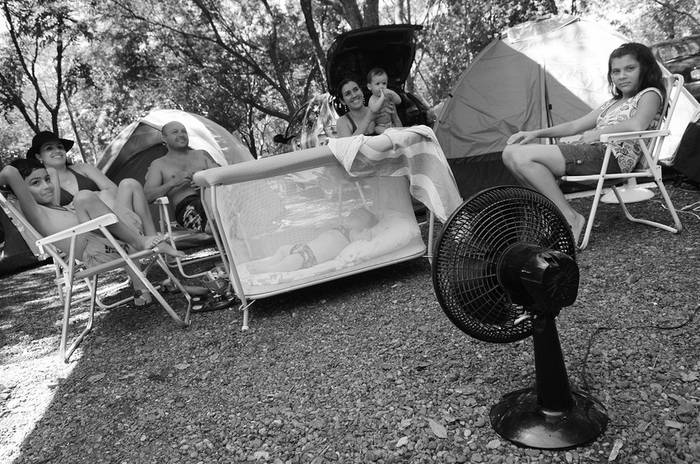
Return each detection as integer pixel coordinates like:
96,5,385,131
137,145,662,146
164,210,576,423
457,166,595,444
366,67,389,96
345,207,378,231
9,158,55,205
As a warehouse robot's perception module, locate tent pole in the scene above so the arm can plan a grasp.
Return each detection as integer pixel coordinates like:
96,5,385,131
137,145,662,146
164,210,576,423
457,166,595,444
540,64,555,144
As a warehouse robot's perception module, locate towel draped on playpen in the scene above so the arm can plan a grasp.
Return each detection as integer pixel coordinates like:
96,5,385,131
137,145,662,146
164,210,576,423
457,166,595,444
328,125,463,222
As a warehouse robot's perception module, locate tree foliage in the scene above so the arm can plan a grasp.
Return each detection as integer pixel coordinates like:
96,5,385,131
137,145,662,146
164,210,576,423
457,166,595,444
418,0,558,103
579,0,699,41
0,0,697,160
0,0,88,135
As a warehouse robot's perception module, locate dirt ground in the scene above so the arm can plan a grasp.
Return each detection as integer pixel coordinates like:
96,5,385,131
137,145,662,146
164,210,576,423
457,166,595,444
1,187,699,463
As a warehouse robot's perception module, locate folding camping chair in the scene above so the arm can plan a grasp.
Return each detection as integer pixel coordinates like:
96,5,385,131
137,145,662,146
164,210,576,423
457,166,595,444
154,196,224,279
561,74,684,249
0,191,193,362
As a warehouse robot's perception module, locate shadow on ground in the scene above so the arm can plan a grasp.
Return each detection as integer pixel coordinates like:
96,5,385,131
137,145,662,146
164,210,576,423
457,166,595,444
3,187,700,464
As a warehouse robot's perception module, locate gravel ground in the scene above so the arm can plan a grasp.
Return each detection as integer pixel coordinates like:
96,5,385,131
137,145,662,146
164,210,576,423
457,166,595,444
1,185,699,464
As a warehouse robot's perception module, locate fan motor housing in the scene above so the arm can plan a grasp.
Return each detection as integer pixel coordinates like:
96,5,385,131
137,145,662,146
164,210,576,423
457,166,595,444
498,243,579,312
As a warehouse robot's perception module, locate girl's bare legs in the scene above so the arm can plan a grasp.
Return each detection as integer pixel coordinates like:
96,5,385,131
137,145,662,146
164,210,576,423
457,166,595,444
104,180,162,305
72,191,183,257
114,178,157,236
502,144,586,242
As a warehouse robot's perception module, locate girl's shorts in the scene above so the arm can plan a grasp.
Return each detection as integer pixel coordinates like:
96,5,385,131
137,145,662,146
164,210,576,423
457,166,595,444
81,232,122,267
557,142,621,176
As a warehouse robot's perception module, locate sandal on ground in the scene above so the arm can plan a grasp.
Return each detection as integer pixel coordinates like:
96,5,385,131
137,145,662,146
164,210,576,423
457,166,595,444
133,289,153,307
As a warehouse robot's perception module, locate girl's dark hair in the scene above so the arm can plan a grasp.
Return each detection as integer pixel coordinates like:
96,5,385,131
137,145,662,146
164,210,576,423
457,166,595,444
2,158,45,196
607,42,665,101
10,157,45,179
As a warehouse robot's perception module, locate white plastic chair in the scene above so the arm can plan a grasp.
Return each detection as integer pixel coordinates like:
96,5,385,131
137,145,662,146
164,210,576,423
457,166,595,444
561,74,684,249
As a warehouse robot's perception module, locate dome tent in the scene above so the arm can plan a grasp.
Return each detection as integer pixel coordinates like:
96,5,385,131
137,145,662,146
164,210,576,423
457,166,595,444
96,109,254,185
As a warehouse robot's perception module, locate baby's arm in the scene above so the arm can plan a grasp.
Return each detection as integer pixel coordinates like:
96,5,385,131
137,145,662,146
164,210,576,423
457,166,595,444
384,89,401,105
391,105,403,128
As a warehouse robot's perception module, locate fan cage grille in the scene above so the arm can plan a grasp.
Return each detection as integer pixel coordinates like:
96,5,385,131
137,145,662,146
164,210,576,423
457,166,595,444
432,186,576,343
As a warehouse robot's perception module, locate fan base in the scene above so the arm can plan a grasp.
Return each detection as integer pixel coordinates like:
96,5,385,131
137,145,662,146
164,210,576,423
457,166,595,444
490,387,608,450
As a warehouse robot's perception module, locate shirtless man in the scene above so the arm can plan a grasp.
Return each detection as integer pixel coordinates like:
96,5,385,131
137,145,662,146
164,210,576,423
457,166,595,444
144,121,218,232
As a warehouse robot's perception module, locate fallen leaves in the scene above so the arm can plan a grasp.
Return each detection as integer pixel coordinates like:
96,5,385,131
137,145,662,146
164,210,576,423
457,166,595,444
665,419,684,429
608,438,623,461
398,418,412,429
427,418,447,438
485,439,500,449
87,373,105,383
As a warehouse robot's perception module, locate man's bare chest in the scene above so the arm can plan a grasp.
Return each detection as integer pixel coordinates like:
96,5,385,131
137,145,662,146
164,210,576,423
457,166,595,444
160,156,207,175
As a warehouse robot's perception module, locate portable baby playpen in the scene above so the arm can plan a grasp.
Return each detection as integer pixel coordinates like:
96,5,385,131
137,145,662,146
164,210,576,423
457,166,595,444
194,129,463,329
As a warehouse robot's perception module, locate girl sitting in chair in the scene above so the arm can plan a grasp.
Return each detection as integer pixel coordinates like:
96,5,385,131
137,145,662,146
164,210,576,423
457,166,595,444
0,158,184,305
502,42,665,244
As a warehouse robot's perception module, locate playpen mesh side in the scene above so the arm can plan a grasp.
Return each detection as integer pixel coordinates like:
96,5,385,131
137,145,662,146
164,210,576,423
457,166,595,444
212,164,425,296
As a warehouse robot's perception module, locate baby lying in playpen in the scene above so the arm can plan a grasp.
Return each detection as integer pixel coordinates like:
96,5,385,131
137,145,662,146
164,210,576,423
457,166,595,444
247,207,378,273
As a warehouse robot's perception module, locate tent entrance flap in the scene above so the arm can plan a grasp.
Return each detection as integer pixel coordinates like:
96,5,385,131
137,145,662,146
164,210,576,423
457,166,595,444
447,152,519,199
108,144,167,185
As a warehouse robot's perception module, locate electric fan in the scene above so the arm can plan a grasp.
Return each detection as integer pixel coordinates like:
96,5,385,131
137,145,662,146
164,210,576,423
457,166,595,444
432,186,608,450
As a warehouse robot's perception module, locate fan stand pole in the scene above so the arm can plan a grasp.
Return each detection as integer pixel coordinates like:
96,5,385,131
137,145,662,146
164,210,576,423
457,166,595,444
489,313,609,450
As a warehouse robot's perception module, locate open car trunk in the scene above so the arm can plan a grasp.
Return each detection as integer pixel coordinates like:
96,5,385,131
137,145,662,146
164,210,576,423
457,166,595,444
325,24,429,127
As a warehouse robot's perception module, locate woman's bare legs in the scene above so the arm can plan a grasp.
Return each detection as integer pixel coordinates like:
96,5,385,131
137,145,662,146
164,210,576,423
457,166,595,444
502,144,586,243
72,191,183,257
114,178,158,236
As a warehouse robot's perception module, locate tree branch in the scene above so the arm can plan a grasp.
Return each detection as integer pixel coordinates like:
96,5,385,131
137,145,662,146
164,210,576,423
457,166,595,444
300,0,328,89
651,0,700,27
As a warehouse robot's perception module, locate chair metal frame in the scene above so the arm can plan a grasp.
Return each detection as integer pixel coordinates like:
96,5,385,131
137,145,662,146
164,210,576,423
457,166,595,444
154,196,224,279
561,74,685,249
0,192,193,362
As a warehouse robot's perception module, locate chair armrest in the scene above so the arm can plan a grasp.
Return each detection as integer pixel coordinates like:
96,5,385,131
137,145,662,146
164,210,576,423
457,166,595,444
600,129,669,142
154,196,170,205
36,213,119,252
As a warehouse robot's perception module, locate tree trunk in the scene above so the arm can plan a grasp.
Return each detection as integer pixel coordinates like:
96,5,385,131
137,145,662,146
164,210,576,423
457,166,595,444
300,0,328,89
362,0,379,26
339,0,364,28
61,89,88,163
